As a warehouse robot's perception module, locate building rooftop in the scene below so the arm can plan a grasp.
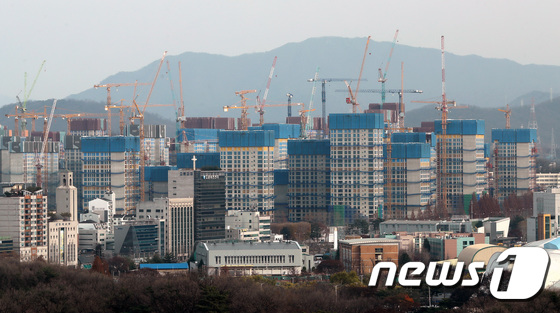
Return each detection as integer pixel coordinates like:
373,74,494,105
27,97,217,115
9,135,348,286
199,241,301,252
139,263,189,270
339,238,400,245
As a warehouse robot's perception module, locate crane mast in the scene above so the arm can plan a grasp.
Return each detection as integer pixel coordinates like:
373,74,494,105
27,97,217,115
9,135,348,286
308,76,363,138
256,56,277,125
498,104,511,129
234,90,257,130
36,100,57,189
378,30,399,106
438,35,449,217
94,82,150,136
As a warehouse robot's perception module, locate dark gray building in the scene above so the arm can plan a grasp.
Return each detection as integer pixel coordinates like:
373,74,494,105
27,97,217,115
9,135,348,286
194,170,226,242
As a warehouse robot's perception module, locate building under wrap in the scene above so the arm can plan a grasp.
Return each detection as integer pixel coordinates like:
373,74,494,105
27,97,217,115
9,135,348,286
329,113,385,222
81,136,140,214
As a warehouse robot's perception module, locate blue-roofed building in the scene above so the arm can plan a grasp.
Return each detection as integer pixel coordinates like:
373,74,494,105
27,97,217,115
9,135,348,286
218,130,275,215
491,128,537,202
249,124,300,170
139,263,189,271
329,113,384,223
246,124,300,222
434,120,487,216
144,166,177,201
177,128,219,153
384,142,435,219
287,139,330,223
81,136,140,213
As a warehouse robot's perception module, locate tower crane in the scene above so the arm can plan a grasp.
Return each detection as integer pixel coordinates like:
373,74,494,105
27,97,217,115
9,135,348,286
286,93,293,117
36,99,57,189
131,51,167,205
177,62,186,128
224,102,303,127
107,101,174,136
378,30,399,105
93,82,150,136
345,36,371,113
307,76,364,138
306,68,320,133
19,60,46,135
299,107,315,138
498,104,511,129
233,90,257,130
408,36,453,218
255,56,277,126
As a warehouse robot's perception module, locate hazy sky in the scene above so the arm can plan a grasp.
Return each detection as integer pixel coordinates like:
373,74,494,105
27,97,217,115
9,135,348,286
2,0,559,101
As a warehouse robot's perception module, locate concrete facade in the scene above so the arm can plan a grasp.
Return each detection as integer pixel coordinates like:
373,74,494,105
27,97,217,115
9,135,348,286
329,114,384,222
225,210,271,242
137,197,194,261
287,140,330,224
219,131,275,215
492,129,537,202
48,220,79,267
194,241,303,276
56,170,78,221
0,186,48,262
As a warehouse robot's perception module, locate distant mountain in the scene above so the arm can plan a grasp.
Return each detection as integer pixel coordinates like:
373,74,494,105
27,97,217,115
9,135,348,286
508,91,557,107
406,96,560,153
67,37,560,125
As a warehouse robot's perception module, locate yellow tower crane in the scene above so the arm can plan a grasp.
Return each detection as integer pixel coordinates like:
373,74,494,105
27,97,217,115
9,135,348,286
498,104,511,129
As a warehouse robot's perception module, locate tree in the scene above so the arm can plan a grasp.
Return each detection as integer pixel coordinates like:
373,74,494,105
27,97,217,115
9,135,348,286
330,271,361,285
195,286,230,313
310,221,327,241
350,218,369,235
315,259,344,274
147,253,164,263
91,255,110,276
108,256,135,274
398,252,411,267
162,253,178,263
423,239,431,253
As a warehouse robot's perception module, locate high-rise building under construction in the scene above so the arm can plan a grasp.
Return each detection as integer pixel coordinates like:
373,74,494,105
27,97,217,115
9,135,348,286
329,113,385,222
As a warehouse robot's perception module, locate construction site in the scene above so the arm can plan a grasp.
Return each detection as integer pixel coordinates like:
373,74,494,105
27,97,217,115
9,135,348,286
0,33,544,225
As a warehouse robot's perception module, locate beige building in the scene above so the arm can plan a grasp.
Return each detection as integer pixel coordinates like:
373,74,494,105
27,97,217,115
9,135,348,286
137,197,194,261
537,173,560,189
225,210,271,242
56,170,78,221
48,220,79,267
0,185,48,262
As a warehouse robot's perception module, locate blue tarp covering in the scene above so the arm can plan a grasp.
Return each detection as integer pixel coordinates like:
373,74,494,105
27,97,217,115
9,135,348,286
139,263,189,270
177,152,220,169
274,169,289,185
492,128,537,143
81,136,140,152
145,166,176,182
218,130,275,147
391,132,430,143
434,120,485,135
484,143,491,158
176,128,219,142
329,113,384,130
388,143,432,159
288,139,330,155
